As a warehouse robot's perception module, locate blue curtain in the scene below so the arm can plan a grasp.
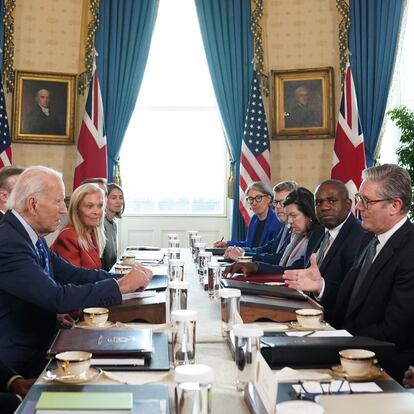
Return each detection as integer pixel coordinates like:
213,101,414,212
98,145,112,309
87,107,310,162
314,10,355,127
195,0,253,240
95,0,159,180
349,0,405,166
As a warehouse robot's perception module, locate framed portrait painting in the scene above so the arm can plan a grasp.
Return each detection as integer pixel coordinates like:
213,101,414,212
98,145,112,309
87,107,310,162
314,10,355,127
270,67,334,140
12,71,77,144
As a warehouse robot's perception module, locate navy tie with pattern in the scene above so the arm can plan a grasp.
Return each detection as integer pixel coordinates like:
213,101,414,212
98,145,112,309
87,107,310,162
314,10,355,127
350,236,379,301
36,237,50,276
316,231,331,266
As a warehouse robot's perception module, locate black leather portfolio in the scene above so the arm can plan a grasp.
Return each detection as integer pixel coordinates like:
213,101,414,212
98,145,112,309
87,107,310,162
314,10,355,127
221,279,307,301
260,336,395,368
206,247,226,256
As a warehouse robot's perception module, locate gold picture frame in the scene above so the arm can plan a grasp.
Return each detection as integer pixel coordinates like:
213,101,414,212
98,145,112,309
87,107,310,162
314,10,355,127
12,71,77,144
270,67,334,140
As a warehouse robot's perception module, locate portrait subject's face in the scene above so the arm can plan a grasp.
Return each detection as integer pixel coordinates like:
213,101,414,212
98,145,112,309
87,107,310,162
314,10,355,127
296,89,309,106
37,90,50,109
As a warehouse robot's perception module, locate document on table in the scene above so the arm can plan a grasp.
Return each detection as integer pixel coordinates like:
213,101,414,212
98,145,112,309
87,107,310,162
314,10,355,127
286,329,352,337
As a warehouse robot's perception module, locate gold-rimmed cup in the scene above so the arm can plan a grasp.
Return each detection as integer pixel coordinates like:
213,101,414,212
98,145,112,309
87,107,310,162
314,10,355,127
295,309,324,329
55,351,92,378
339,348,376,377
83,307,109,327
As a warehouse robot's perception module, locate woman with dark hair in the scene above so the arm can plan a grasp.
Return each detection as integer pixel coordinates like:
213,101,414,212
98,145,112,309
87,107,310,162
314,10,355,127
102,183,125,271
213,181,281,249
223,187,324,277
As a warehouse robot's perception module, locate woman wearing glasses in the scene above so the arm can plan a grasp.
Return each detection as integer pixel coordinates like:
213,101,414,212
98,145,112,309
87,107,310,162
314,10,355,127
213,182,281,249
223,187,324,277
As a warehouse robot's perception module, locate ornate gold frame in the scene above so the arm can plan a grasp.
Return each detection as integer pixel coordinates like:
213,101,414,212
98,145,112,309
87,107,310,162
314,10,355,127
12,71,77,144
270,67,334,140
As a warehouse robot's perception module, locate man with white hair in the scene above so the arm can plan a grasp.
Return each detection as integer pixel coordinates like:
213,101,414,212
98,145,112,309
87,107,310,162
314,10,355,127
0,166,153,377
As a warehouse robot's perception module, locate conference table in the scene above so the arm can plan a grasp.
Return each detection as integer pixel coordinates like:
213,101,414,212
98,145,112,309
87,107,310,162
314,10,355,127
20,248,412,414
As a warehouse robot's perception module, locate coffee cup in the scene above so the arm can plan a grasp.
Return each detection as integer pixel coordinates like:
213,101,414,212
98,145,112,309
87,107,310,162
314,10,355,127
122,255,136,266
295,308,323,328
83,307,109,327
114,264,131,274
339,348,375,377
55,351,92,377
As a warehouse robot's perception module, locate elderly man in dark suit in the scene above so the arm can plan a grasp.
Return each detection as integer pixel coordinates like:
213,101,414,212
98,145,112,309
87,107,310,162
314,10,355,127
0,166,153,377
285,164,414,382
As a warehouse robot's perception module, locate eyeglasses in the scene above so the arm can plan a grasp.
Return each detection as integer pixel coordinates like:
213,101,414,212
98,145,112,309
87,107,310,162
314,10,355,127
246,194,268,205
355,193,393,209
272,199,285,208
292,380,352,402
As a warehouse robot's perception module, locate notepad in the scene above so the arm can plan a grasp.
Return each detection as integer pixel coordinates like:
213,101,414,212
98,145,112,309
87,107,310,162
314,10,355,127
36,391,133,413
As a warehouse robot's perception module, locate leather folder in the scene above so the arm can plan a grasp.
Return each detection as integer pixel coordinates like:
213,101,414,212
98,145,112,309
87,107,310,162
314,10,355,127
221,279,307,301
223,274,284,283
260,336,395,368
47,328,153,359
206,247,226,256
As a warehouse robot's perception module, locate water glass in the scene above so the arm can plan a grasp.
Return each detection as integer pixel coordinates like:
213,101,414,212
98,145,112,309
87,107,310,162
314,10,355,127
219,288,241,336
171,309,197,367
169,280,189,314
193,242,206,263
169,239,181,249
188,230,198,248
197,251,212,282
233,324,263,391
169,259,185,281
174,364,214,414
207,263,221,298
191,236,202,258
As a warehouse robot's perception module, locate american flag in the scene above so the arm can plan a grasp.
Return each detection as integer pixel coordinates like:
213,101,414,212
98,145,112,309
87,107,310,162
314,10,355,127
239,72,271,225
0,81,11,168
73,61,107,189
331,62,366,202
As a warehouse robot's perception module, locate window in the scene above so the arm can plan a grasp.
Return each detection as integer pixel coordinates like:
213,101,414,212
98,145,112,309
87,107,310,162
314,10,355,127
380,1,414,163
120,0,227,215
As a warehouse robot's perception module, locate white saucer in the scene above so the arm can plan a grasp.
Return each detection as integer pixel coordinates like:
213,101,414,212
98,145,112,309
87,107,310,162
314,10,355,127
290,321,328,331
331,364,383,381
75,321,114,329
44,367,102,384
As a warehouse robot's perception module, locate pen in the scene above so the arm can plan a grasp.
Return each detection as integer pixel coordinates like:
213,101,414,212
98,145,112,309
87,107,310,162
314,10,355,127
220,236,224,242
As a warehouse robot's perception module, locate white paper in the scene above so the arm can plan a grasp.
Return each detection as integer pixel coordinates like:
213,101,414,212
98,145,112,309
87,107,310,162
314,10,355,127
275,367,331,382
292,380,382,394
91,358,145,366
254,353,278,414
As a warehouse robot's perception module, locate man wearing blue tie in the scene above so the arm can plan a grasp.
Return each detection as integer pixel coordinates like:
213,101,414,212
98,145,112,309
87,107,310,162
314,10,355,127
0,166,153,377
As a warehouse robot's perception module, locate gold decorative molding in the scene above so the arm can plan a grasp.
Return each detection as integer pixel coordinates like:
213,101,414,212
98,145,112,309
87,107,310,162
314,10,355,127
251,0,269,96
3,0,16,92
78,0,100,94
336,0,350,82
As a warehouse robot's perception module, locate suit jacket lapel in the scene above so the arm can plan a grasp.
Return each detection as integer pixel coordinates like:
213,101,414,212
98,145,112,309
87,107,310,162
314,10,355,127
346,220,411,317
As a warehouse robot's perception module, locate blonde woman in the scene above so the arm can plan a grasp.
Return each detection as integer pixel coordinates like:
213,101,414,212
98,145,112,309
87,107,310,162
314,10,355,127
51,183,105,269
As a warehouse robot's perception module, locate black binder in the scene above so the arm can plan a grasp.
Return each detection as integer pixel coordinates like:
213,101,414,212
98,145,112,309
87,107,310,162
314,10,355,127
260,335,395,368
221,278,307,301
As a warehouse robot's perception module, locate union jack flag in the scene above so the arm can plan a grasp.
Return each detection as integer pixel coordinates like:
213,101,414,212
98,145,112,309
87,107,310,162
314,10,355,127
73,61,107,189
239,72,271,225
331,62,366,202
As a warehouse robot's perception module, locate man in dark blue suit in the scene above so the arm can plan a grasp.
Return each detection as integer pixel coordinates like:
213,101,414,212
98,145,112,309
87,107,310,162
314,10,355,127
225,180,298,264
0,166,153,377
285,165,414,382
309,179,366,318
